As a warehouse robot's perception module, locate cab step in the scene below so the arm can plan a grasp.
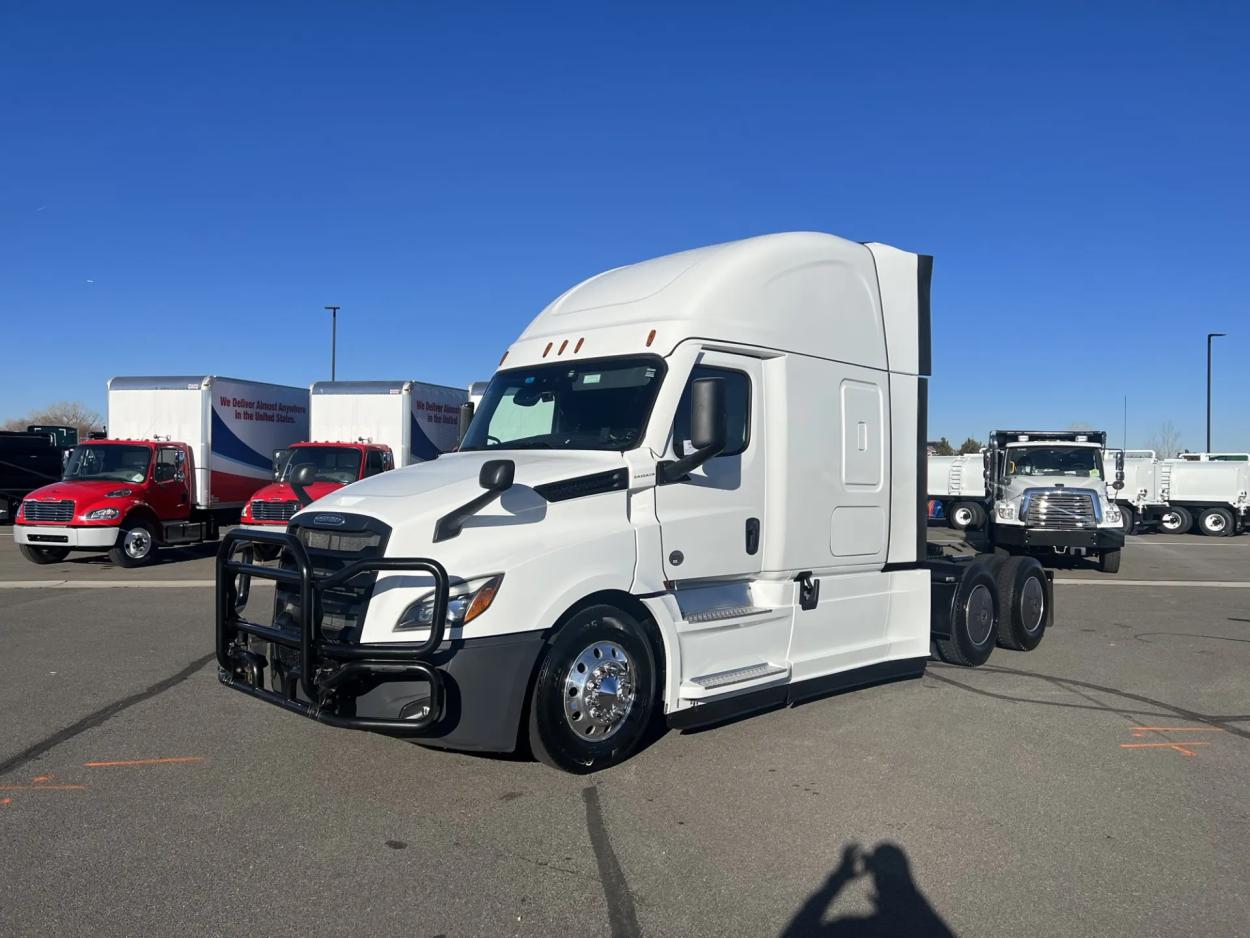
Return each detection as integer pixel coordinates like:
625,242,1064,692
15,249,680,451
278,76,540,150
681,661,789,699
684,605,772,624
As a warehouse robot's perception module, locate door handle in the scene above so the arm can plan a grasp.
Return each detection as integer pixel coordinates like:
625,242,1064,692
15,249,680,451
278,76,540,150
745,517,760,555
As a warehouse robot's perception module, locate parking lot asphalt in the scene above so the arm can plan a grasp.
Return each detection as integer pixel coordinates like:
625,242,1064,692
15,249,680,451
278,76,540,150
1,526,1247,937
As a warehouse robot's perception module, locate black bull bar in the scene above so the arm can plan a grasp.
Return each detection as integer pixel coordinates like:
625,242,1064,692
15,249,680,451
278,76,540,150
215,528,449,734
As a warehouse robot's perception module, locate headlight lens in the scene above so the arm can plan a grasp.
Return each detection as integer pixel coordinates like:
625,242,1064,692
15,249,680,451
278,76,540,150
85,507,120,521
1105,506,1121,524
394,574,503,632
996,503,1016,520
106,488,133,498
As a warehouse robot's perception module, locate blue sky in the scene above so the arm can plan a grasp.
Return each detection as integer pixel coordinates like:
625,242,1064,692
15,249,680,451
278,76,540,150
2,2,1246,450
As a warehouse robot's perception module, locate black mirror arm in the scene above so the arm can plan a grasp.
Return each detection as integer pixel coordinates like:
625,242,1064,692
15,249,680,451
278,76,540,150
657,439,726,484
433,487,506,542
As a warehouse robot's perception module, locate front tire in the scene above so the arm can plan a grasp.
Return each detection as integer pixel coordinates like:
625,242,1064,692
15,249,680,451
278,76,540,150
19,544,70,564
948,501,979,532
934,564,999,667
1159,507,1192,535
1099,548,1122,574
1119,505,1136,535
527,604,657,773
1198,507,1234,538
108,519,157,567
993,556,1049,651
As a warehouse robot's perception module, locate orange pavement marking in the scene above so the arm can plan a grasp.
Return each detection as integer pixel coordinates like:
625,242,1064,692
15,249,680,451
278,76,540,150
1121,742,1209,757
83,756,203,768
0,798,11,806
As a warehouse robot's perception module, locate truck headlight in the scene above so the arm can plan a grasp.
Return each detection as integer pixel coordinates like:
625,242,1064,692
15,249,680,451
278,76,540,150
1105,506,1121,525
394,574,503,632
84,508,120,521
996,503,1016,520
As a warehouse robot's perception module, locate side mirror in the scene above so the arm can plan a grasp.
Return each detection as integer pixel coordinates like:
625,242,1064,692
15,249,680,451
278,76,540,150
290,463,317,507
457,401,476,445
479,458,514,492
658,377,727,484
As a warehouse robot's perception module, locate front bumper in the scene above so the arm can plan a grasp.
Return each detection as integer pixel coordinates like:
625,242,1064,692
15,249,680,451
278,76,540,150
993,523,1125,550
216,528,541,752
14,524,119,549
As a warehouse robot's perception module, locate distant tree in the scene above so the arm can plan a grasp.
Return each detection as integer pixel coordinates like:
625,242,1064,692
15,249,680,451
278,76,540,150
957,437,982,454
2,401,103,439
1147,420,1182,459
932,437,955,456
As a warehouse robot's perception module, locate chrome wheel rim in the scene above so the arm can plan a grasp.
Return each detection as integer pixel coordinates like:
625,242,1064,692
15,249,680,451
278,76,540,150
1204,514,1227,533
953,507,973,527
563,640,635,741
1161,511,1182,531
1020,577,1045,633
965,584,994,646
123,527,152,559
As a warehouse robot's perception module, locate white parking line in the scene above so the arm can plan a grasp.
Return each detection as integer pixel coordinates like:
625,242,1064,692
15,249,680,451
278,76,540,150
1055,579,1250,588
0,579,275,589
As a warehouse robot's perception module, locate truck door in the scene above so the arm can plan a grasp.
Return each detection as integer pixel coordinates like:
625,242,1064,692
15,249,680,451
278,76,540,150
150,446,191,520
654,353,764,582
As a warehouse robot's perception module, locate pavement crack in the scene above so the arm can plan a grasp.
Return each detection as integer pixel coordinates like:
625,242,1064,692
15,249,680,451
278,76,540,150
0,652,216,777
582,784,641,938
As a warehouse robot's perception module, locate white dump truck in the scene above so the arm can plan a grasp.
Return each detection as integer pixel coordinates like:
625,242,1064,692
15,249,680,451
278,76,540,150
216,232,1055,772
927,453,988,530
1106,450,1249,536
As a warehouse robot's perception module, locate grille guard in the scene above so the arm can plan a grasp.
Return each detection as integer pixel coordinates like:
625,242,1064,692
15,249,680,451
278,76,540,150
215,527,449,734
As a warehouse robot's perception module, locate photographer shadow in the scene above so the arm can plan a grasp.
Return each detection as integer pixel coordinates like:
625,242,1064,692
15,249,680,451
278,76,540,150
781,842,956,938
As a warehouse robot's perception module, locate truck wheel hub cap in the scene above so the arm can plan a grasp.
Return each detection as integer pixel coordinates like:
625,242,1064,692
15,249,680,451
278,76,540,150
124,529,151,558
1021,578,1045,632
564,641,635,740
1207,515,1225,532
966,584,994,645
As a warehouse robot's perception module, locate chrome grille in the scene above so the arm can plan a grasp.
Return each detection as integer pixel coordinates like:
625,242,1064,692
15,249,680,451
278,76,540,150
22,499,74,522
250,500,299,522
1024,491,1096,529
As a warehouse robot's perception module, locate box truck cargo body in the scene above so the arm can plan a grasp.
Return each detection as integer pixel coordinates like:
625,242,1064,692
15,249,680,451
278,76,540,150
15,376,308,566
218,232,1058,772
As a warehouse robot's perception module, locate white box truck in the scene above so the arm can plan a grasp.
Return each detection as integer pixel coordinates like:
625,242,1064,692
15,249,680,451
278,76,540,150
241,380,467,544
216,232,1056,772
16,376,308,566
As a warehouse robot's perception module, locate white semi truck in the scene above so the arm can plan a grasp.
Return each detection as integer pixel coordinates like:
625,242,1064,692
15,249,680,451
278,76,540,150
216,232,1055,772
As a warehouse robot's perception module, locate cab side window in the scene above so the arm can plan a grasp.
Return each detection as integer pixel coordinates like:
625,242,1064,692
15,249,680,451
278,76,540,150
364,450,387,477
672,366,751,458
155,447,181,482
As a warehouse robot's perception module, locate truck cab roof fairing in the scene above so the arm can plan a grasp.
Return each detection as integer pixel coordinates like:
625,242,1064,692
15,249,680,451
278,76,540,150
505,232,929,376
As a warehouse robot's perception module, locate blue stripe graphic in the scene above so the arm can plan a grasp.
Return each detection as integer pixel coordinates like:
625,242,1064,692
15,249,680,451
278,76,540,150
211,409,272,471
410,413,443,461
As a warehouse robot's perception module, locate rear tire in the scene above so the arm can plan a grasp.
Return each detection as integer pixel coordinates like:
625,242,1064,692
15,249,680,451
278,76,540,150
108,519,157,567
1159,507,1192,535
948,502,979,532
993,556,1049,651
934,564,999,667
1198,507,1234,538
527,604,658,773
1098,549,1122,574
19,544,70,564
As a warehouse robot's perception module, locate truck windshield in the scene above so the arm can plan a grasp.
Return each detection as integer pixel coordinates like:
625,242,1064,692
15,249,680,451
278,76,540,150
461,358,664,452
63,444,152,483
1008,446,1102,478
280,447,363,484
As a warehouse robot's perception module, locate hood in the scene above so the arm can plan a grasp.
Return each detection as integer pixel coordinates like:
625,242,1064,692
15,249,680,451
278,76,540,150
249,480,344,504
1001,475,1109,504
305,449,626,511
21,479,138,503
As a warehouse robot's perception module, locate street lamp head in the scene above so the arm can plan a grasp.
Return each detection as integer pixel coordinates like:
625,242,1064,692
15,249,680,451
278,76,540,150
1208,332,1226,339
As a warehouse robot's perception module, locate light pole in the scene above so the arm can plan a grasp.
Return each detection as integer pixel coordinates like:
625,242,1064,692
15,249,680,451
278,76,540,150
325,306,341,380
1206,332,1225,452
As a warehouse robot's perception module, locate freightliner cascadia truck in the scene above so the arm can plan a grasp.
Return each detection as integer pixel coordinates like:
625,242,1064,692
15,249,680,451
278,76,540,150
16,376,307,566
241,380,466,557
216,232,1055,772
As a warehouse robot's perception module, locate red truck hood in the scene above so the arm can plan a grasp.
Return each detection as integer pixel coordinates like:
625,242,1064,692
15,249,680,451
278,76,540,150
22,479,138,502
249,481,345,504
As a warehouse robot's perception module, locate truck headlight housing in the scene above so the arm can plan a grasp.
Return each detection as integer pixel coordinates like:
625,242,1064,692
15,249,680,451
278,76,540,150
84,508,120,521
1105,505,1121,525
996,503,1016,521
394,574,503,632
